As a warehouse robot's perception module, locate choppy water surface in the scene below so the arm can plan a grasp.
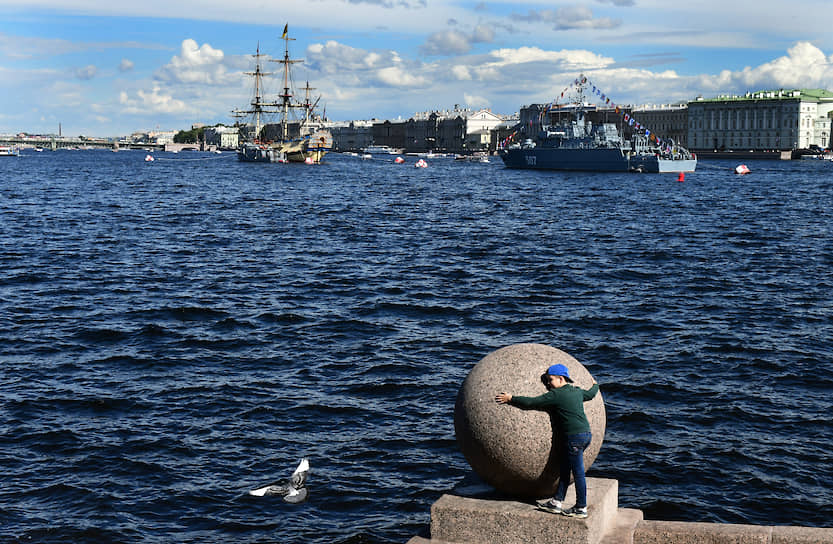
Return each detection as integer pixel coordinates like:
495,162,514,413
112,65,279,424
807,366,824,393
1,150,831,543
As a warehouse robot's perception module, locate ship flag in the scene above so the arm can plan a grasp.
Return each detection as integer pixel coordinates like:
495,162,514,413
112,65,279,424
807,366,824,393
281,24,288,39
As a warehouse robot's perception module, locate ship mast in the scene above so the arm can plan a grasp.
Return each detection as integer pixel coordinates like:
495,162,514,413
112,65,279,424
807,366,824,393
274,25,304,141
301,81,315,126
233,43,276,142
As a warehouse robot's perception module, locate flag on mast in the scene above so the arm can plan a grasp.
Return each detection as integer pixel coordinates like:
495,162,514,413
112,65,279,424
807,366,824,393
281,24,288,39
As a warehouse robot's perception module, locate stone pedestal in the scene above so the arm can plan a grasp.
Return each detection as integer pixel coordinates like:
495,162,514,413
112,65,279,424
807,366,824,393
428,478,619,544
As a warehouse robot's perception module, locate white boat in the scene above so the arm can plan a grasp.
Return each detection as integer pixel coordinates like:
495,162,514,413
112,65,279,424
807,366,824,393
0,145,20,157
361,145,401,155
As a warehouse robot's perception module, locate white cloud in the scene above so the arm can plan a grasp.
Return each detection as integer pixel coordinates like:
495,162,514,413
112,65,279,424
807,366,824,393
548,42,833,108
306,40,393,74
486,46,614,71
471,24,494,44
516,6,621,31
463,93,490,108
154,39,232,85
376,65,428,87
420,24,497,56
119,86,187,114
119,58,134,72
552,6,620,31
421,30,476,56
723,41,833,90
451,65,472,80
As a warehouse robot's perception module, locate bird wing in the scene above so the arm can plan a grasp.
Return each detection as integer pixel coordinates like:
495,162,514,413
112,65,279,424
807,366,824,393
248,458,309,498
290,458,309,488
248,482,287,497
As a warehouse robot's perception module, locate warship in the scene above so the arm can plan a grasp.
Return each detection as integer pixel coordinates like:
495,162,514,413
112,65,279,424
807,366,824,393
500,82,696,173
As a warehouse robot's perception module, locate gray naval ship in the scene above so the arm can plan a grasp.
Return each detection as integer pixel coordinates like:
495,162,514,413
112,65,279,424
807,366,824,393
500,106,696,173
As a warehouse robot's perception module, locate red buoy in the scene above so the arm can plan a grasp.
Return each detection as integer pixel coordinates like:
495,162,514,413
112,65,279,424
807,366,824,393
677,172,685,182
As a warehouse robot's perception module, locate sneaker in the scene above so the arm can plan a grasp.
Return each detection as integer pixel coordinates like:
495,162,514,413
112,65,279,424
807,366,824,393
562,506,588,519
535,498,563,514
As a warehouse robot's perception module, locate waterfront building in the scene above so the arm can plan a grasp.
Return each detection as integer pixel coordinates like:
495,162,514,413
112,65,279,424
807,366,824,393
328,106,517,153
687,89,833,151
372,119,409,151
203,125,239,150
463,109,513,152
329,121,374,152
371,107,517,153
149,130,177,145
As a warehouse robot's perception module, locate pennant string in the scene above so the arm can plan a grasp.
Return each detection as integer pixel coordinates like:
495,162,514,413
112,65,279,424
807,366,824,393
537,73,677,153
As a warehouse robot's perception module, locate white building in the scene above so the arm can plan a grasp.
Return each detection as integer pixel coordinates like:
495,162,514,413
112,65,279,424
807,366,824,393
687,89,833,151
204,125,239,149
150,130,177,145
463,109,507,134
462,109,513,151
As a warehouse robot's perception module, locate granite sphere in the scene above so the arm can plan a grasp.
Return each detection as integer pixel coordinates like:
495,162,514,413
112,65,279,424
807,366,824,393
454,343,606,497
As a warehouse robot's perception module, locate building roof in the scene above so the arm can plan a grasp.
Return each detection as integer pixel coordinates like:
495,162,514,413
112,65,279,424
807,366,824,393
691,88,833,104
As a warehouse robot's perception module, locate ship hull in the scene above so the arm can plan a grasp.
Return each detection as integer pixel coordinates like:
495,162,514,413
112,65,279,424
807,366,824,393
500,147,696,173
238,143,277,162
237,141,330,163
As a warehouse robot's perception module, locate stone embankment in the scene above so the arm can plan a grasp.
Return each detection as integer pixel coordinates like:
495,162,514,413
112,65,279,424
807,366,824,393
406,478,833,544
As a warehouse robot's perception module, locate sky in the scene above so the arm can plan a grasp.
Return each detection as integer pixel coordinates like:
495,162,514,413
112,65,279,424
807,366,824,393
2,0,833,137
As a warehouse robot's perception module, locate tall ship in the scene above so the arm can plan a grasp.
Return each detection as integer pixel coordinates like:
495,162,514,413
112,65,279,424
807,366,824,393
500,78,696,173
233,25,332,163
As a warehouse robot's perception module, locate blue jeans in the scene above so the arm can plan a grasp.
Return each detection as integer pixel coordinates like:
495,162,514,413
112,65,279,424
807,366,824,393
555,432,592,508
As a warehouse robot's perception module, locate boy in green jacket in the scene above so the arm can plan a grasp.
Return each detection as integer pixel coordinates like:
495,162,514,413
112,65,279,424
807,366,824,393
495,363,599,518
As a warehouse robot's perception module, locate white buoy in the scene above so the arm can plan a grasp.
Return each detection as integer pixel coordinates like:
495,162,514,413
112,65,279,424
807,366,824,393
144,154,154,162
735,164,750,175
394,156,405,164
415,158,428,168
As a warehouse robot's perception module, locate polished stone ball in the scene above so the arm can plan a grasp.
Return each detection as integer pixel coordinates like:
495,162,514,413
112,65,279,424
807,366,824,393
454,343,606,497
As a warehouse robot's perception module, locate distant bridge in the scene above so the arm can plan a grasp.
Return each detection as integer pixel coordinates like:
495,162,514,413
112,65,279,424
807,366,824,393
0,137,218,152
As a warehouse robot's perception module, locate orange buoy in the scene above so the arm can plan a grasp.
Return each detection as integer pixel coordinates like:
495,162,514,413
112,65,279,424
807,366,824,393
677,172,685,182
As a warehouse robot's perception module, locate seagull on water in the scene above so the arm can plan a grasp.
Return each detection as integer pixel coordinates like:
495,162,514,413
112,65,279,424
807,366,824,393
248,458,310,503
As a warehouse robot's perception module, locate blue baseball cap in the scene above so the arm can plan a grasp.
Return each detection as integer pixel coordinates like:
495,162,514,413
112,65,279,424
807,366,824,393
546,364,573,383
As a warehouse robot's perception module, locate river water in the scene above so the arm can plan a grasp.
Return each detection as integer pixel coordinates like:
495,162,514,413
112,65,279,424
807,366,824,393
1,149,831,543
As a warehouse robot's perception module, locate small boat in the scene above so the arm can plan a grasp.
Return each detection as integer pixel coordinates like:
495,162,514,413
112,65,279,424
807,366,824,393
455,152,490,163
362,145,402,155
0,145,20,157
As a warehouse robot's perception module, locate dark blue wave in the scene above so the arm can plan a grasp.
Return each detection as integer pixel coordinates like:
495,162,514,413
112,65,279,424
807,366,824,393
1,151,832,542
